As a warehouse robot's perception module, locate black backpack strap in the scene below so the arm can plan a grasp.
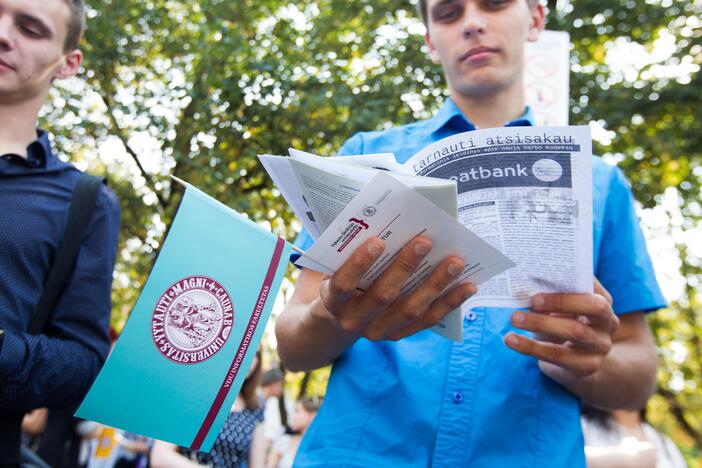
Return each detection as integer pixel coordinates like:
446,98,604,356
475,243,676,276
30,174,104,335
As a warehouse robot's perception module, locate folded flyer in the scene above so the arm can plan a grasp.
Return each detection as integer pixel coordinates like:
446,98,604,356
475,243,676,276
77,182,292,452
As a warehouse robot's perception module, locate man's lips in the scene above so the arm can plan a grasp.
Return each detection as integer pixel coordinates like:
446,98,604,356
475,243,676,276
0,58,15,71
460,46,498,62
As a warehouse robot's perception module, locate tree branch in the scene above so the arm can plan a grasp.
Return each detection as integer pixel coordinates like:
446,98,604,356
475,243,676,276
297,372,311,399
97,89,169,213
657,386,702,448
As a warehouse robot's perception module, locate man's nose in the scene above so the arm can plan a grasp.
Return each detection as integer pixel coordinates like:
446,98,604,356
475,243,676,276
462,4,487,37
0,16,14,51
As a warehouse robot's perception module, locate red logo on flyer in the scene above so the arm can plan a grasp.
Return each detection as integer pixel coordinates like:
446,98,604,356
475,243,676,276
329,218,369,253
151,276,234,365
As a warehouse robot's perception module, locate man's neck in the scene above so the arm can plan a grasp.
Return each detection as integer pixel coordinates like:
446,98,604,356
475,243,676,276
612,410,643,430
0,100,43,158
450,82,527,130
612,410,647,441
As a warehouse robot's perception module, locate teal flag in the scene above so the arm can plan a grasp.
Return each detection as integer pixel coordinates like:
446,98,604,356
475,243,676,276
77,182,292,452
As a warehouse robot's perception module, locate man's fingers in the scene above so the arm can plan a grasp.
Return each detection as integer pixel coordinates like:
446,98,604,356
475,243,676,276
504,333,601,377
510,311,612,352
364,256,465,339
375,236,433,292
593,277,613,304
353,236,432,320
323,237,385,312
386,283,477,341
531,292,618,332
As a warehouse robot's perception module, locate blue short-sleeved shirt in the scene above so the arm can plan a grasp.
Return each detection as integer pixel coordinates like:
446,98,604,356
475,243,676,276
292,100,666,467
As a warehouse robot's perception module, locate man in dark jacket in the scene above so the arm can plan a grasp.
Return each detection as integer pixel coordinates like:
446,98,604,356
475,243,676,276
0,0,121,465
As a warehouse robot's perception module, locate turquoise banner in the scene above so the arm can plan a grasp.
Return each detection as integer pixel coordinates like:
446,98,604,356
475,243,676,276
77,183,292,452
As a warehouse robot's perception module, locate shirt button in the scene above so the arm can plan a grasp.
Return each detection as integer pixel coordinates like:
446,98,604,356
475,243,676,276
465,311,477,322
452,392,464,404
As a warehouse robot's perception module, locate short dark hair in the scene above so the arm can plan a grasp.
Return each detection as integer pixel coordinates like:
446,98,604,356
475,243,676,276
241,349,263,410
418,0,539,27
299,396,323,413
61,0,86,51
261,368,284,386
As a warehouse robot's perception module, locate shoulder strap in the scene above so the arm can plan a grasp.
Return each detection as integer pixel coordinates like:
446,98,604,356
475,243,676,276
30,173,104,335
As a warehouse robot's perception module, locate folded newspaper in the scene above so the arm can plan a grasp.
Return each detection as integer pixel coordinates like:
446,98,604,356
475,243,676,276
260,125,593,337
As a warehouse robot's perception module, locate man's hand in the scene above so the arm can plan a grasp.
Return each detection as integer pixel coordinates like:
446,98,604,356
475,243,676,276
318,236,477,341
504,279,620,380
276,235,477,371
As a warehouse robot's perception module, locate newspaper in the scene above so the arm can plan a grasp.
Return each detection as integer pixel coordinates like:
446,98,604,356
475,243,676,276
405,126,593,308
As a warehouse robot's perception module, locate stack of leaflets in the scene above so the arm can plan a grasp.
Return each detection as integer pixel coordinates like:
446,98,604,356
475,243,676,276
260,149,460,238
259,149,516,341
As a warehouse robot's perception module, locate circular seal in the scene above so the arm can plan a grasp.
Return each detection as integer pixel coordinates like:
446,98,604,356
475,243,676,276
532,158,563,183
363,206,377,217
151,276,234,365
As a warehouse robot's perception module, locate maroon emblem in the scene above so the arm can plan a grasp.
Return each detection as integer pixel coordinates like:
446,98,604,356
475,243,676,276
151,276,234,364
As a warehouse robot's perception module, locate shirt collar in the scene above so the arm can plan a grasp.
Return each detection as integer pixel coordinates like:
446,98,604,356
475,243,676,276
0,130,51,169
425,98,535,134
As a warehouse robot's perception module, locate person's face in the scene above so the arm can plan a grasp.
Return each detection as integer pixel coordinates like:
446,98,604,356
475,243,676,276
290,403,316,433
0,0,82,106
424,0,544,99
269,380,284,398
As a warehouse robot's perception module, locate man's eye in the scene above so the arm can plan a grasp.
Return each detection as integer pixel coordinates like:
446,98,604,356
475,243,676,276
485,0,510,8
20,25,42,37
433,6,462,22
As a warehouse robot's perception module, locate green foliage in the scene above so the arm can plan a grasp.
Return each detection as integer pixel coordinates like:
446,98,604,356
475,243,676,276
40,0,701,463
549,1,702,463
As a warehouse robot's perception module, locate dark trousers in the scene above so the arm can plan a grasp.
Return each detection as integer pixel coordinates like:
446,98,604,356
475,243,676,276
35,409,82,468
0,410,23,467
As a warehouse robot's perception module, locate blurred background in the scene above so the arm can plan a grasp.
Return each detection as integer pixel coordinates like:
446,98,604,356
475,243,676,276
39,0,701,464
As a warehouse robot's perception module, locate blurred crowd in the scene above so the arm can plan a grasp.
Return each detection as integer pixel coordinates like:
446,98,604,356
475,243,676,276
19,355,322,468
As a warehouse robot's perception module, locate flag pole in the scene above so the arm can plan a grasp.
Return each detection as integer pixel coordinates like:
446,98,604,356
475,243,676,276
170,175,188,187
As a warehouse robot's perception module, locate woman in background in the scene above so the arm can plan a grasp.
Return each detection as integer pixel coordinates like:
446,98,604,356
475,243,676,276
581,405,686,468
265,396,322,468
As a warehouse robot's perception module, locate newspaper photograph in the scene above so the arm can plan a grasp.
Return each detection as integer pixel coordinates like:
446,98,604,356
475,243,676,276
405,126,593,309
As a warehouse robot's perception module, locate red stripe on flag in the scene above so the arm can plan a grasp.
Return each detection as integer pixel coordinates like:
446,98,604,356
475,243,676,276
190,237,286,450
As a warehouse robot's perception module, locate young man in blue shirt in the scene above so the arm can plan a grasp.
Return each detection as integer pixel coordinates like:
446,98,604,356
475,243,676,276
276,0,665,466
0,0,120,464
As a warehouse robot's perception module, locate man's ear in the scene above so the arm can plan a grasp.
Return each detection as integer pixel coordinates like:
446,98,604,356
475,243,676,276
55,49,82,80
527,3,546,43
425,32,441,65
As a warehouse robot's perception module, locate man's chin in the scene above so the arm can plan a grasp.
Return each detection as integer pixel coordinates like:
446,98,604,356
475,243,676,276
451,79,510,99
0,87,39,106
0,88,16,104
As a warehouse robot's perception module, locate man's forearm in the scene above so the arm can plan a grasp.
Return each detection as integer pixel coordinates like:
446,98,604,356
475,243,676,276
276,298,359,372
547,336,657,410
0,332,104,412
